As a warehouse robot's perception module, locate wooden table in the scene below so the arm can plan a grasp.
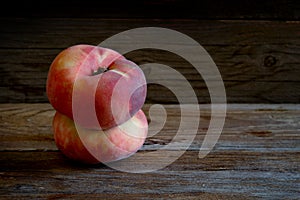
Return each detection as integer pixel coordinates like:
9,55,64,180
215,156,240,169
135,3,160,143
1,103,299,199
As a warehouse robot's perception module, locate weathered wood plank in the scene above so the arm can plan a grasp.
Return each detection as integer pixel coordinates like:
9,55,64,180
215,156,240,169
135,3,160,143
1,80,300,103
2,46,299,82
1,104,300,152
2,150,298,174
0,193,255,200
1,19,299,49
1,45,300,103
0,151,299,199
0,18,299,103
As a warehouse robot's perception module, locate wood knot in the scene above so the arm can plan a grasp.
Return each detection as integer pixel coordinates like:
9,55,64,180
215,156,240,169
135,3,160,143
264,55,277,67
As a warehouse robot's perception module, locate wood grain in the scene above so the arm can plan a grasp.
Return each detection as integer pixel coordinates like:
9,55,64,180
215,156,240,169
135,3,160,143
0,19,299,103
1,104,300,151
0,104,299,199
1,19,299,48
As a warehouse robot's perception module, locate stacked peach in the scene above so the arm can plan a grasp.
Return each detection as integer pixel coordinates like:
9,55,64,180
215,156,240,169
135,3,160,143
46,45,148,164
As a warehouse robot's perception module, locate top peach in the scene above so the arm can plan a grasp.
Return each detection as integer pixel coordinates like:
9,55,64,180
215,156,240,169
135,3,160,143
46,44,147,130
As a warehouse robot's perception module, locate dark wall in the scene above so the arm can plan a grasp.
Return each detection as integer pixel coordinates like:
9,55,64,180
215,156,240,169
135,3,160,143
1,0,299,103
1,0,299,20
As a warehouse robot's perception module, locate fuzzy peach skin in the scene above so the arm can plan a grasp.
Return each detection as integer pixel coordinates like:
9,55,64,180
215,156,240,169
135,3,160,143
46,44,147,130
53,110,148,164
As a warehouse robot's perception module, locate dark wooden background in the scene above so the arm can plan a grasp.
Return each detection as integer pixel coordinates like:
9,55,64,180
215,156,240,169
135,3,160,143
1,0,299,104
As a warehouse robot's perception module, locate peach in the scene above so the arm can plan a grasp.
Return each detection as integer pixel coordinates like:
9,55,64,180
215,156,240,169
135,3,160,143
46,44,147,130
53,110,148,164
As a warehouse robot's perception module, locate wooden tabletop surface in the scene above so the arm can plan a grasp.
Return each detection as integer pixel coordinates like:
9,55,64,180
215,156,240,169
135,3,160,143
1,103,299,199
